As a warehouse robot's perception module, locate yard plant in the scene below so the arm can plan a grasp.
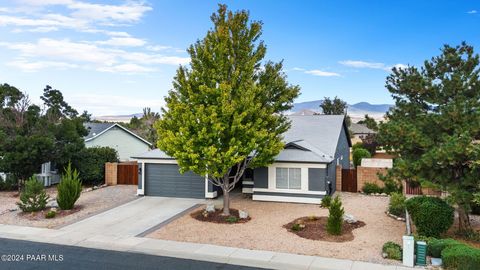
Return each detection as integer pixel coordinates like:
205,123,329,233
56,163,82,210
388,193,406,217
362,182,383,194
406,196,454,237
441,243,480,270
352,147,371,167
326,196,344,235
382,241,402,260
321,195,332,208
156,5,299,215
17,176,49,212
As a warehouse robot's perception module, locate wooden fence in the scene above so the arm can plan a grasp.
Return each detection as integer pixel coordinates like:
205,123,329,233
105,162,138,186
341,169,357,192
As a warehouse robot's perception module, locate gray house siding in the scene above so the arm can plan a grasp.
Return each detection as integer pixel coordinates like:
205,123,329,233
308,168,326,191
253,167,268,188
328,124,351,193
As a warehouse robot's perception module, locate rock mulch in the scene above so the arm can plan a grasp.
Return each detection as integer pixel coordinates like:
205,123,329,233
191,208,251,224
0,185,137,228
148,192,405,265
284,216,365,242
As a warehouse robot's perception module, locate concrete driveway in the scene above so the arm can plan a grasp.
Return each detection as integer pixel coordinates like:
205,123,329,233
59,196,203,238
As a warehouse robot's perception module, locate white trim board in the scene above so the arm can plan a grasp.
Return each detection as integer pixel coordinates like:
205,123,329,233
253,194,322,204
252,188,326,195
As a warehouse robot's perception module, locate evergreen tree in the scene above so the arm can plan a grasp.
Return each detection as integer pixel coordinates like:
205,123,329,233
156,5,299,215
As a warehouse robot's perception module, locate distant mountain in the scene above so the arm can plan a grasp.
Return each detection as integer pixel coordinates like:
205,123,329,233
94,113,143,123
291,100,393,122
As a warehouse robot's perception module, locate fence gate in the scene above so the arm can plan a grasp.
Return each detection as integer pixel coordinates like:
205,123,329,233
117,163,138,185
341,169,357,192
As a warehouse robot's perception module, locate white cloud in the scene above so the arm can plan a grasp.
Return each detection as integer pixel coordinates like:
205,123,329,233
97,37,146,47
68,1,152,23
339,60,406,71
304,69,340,77
467,10,477,14
292,67,340,77
339,60,385,69
7,59,78,72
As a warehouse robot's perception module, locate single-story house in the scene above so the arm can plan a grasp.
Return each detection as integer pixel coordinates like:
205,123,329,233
37,122,152,186
350,123,375,145
132,115,351,204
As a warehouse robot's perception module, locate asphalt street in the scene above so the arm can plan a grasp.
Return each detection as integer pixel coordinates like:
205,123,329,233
0,238,268,270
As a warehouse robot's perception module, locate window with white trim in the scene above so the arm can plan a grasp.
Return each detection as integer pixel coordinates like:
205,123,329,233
276,168,301,189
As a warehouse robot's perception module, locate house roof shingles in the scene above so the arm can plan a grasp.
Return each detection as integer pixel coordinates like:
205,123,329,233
84,122,114,140
132,115,349,163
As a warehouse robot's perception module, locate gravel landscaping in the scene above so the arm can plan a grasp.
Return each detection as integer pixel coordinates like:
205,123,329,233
0,185,137,228
148,192,405,264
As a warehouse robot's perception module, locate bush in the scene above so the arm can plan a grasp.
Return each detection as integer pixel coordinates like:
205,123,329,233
406,196,454,237
321,195,332,208
72,147,118,185
352,147,371,167
291,223,304,231
362,182,383,194
383,179,402,194
428,238,461,258
17,176,49,212
225,216,238,223
388,193,406,217
442,244,480,270
0,174,18,191
382,241,402,260
471,202,480,215
56,163,82,210
327,196,344,235
45,210,56,219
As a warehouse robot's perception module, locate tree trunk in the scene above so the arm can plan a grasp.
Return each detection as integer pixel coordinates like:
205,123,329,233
457,204,471,233
222,186,230,216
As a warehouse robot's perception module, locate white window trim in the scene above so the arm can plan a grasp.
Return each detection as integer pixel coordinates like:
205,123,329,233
275,167,302,190
267,162,326,192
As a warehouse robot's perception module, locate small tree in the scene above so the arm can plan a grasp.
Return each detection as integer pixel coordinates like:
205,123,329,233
319,96,351,126
156,5,299,215
352,147,371,167
327,196,344,235
72,147,118,185
357,114,378,131
17,176,49,212
57,163,82,210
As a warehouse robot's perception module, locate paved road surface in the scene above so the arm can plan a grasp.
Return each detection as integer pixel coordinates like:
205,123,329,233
0,238,267,270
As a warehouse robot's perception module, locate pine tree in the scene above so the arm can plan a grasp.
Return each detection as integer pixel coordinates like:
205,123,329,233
327,196,344,235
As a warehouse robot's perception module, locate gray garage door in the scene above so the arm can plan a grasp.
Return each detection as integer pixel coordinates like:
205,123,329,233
144,164,205,198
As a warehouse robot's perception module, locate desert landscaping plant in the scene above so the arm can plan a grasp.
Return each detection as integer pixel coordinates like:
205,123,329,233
352,147,371,167
17,176,49,212
442,244,480,270
155,5,299,215
56,163,82,210
428,238,461,258
406,196,454,237
327,196,345,235
362,182,383,194
382,241,402,260
45,210,56,219
321,195,332,208
388,193,406,217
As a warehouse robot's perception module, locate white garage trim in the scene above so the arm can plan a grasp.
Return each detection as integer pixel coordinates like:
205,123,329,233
252,194,321,204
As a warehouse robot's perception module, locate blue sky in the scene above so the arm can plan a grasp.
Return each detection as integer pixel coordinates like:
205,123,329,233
0,1,479,115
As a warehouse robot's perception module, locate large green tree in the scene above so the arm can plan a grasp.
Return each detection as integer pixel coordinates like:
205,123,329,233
378,43,480,232
156,5,299,215
319,96,351,126
0,84,87,188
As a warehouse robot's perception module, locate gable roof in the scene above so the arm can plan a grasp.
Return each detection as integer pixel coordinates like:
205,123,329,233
349,123,375,135
278,115,351,163
133,115,350,164
84,122,152,146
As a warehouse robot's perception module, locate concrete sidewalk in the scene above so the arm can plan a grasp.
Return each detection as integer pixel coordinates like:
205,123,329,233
0,224,418,270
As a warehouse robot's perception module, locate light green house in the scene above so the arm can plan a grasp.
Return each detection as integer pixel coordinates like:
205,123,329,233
84,123,152,161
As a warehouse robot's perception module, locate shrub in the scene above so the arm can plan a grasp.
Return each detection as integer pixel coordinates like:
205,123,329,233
442,244,480,270
17,176,49,212
321,195,332,208
57,163,82,210
383,179,402,194
291,223,304,231
428,238,461,258
382,241,402,260
327,196,344,235
0,174,18,191
225,216,238,223
471,202,480,215
72,147,118,185
352,147,371,167
362,182,383,194
388,193,406,217
45,210,56,219
406,196,454,237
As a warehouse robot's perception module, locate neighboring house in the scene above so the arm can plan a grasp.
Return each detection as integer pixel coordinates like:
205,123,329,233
37,122,152,186
132,115,351,204
290,109,316,116
349,123,375,145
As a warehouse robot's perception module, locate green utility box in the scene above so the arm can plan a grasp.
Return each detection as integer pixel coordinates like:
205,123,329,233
416,241,427,266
